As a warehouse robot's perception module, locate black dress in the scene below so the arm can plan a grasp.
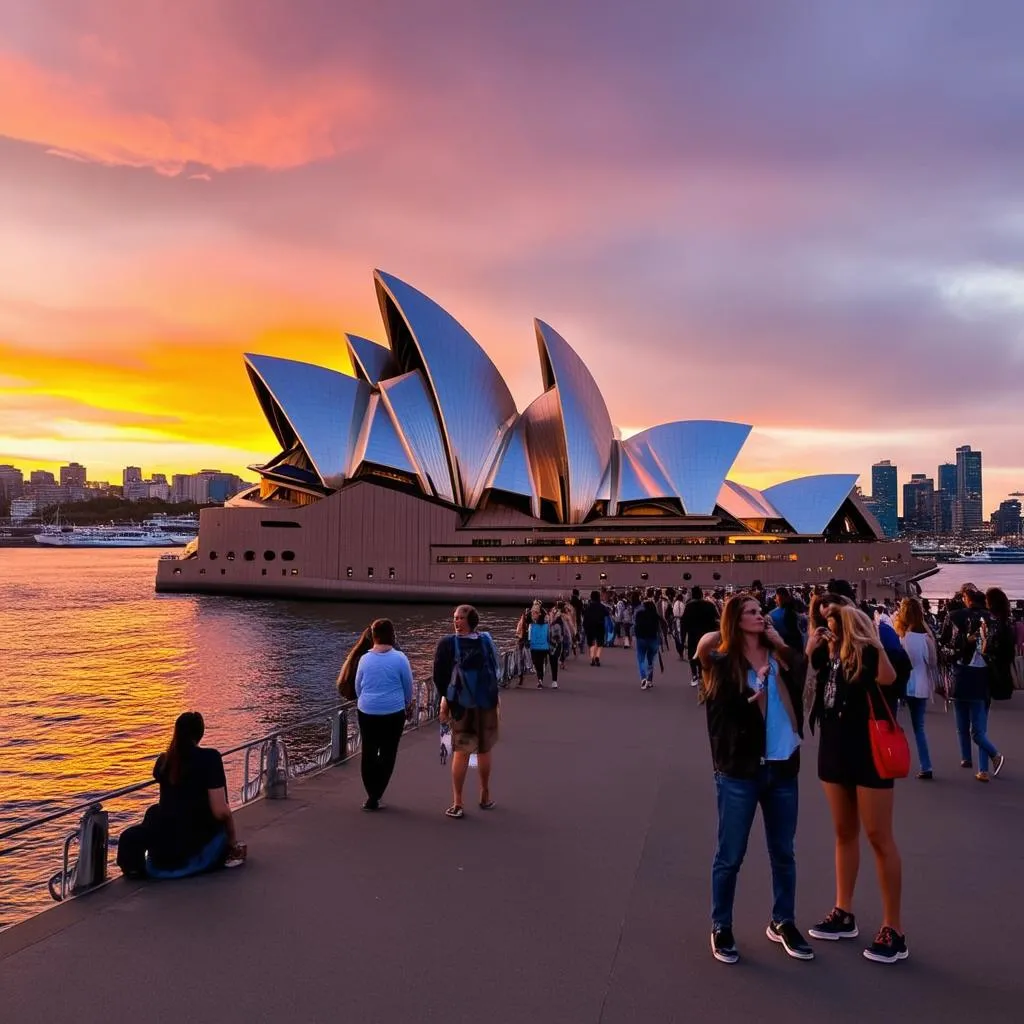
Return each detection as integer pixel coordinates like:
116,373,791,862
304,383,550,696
813,646,895,791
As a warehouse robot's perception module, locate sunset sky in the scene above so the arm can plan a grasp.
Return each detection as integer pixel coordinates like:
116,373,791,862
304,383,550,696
1,1,1022,511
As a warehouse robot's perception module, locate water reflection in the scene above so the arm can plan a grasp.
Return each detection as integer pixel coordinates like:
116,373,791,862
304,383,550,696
0,548,520,927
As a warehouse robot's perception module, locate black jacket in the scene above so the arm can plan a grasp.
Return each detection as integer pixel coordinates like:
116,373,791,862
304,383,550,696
634,602,662,641
704,651,806,780
582,599,607,636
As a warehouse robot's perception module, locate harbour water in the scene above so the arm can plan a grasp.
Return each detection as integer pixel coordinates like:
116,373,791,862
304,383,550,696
0,548,520,928
2,549,1022,928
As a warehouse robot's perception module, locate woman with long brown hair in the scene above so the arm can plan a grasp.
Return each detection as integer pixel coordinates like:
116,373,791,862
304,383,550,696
696,594,813,965
808,604,906,963
894,597,937,779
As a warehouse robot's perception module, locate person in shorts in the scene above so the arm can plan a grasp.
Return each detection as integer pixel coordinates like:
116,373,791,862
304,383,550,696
433,604,501,818
807,603,907,964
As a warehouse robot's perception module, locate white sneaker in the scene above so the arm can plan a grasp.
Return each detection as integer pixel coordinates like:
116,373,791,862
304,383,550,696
640,678,648,690
647,677,654,689
552,681,559,689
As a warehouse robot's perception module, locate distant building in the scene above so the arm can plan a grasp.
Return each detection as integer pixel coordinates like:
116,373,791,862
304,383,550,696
870,460,898,538
0,464,24,509
30,470,56,486
171,469,246,504
954,445,983,535
123,466,143,488
59,462,87,488
902,474,936,535
937,463,957,533
9,497,38,519
992,498,1022,537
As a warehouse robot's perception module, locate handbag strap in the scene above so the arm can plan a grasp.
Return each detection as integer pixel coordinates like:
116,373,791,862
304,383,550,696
866,667,899,728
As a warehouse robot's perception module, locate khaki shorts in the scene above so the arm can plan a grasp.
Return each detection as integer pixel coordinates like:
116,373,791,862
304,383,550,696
451,706,499,755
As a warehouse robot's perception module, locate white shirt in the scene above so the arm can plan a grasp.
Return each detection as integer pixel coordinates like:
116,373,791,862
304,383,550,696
900,631,936,699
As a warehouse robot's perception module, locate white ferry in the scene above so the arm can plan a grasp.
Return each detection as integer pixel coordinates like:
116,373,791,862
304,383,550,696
957,543,1024,564
35,525,188,548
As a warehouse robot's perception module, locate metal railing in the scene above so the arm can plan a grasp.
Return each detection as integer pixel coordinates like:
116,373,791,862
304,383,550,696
0,642,536,913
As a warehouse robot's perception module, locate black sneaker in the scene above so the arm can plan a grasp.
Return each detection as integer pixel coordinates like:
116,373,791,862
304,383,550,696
863,926,908,963
808,907,858,941
711,926,739,964
766,921,815,960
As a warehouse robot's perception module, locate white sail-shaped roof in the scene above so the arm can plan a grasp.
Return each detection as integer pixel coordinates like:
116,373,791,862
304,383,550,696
622,421,751,516
614,439,676,503
244,354,369,489
374,270,517,508
350,393,417,478
534,320,614,524
378,371,456,503
521,389,567,519
487,415,538,513
345,334,397,385
761,474,859,535
717,480,783,521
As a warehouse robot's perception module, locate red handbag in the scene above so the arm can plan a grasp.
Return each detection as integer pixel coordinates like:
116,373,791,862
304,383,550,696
867,680,911,780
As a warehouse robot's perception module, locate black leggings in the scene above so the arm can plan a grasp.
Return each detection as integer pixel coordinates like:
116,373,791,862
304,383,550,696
357,710,406,802
531,649,558,682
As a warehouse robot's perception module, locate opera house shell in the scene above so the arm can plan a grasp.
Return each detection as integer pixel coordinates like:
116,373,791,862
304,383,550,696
156,270,919,602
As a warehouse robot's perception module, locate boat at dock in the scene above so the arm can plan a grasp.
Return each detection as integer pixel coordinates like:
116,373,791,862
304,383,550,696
34,524,189,547
956,542,1024,564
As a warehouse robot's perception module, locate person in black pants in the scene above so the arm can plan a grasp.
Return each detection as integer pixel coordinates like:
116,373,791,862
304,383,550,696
353,618,415,810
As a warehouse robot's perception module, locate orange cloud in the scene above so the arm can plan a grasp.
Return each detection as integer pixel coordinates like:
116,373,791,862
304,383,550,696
0,49,379,175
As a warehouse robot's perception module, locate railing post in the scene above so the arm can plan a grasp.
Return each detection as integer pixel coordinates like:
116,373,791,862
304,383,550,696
264,735,289,799
330,708,346,762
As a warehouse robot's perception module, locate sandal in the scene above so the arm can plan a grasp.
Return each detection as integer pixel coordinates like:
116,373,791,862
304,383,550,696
444,805,464,818
479,799,496,810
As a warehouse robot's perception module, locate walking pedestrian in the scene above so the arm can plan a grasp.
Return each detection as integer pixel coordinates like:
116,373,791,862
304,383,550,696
528,606,557,687
353,618,414,810
697,594,812,964
583,590,607,666
433,605,501,819
894,598,937,780
682,586,720,688
634,596,661,690
940,588,1006,781
808,604,907,963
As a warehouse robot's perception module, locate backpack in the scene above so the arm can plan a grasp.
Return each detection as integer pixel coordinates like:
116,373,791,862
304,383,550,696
548,617,564,654
446,633,500,715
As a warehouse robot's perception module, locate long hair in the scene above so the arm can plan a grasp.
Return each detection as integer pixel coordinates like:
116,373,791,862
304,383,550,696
894,597,926,636
986,587,1011,623
163,711,205,785
337,625,373,699
704,594,783,700
835,605,883,681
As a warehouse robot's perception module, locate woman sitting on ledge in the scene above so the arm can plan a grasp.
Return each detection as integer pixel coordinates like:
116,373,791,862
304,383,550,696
116,712,245,878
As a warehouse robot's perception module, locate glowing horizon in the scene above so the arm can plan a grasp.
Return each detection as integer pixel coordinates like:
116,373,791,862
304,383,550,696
2,2,1023,514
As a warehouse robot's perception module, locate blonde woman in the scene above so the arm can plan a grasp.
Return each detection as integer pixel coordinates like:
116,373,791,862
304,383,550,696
894,598,937,780
808,605,905,964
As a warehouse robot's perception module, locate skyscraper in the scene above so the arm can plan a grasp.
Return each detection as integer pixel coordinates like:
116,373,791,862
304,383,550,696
954,445,983,535
992,498,1022,537
902,474,936,535
937,463,956,534
871,460,898,537
123,466,142,487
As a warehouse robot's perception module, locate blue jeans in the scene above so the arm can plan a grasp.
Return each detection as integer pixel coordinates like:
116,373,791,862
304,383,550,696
953,699,998,771
712,765,798,929
904,697,932,773
635,637,659,681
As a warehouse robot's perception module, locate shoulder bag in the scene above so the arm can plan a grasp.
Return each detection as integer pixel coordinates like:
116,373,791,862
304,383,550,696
866,677,910,779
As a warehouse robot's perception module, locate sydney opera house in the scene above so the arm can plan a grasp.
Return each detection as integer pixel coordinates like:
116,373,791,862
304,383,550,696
156,270,921,602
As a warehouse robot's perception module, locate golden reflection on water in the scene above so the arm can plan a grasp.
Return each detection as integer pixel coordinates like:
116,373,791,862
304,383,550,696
0,548,520,927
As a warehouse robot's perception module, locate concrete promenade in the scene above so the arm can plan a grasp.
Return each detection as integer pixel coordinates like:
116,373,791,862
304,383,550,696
2,648,1023,1023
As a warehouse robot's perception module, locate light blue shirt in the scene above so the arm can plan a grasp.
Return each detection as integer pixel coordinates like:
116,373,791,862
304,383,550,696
752,657,801,762
355,648,414,715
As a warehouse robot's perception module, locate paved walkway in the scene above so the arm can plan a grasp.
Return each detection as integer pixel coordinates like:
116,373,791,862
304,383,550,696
3,649,1023,1023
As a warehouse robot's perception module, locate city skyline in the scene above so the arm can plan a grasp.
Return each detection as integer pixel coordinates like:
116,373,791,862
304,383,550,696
2,3,1024,507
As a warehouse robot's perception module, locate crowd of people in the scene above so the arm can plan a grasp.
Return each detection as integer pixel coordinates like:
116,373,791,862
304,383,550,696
115,577,1019,973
